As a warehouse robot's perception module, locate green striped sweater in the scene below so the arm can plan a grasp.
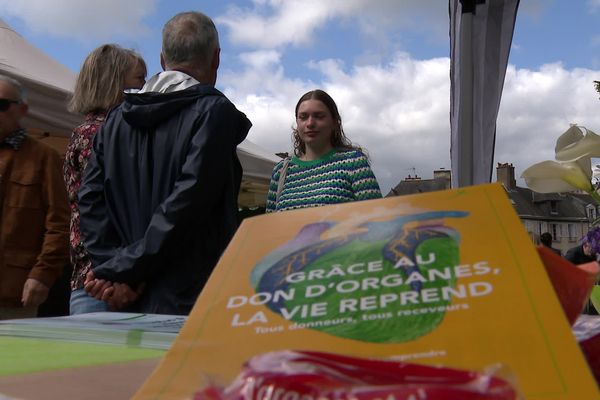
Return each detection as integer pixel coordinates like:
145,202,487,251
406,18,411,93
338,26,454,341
266,148,382,213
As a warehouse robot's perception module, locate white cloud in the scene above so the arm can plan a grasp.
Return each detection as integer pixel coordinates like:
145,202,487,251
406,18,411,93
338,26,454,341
219,48,600,194
217,0,446,49
239,50,282,69
497,64,600,184
589,0,600,11
220,51,451,193
217,0,362,49
3,1,598,196
0,0,157,40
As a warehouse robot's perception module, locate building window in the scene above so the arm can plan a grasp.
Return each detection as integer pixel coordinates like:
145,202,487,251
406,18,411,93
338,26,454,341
567,224,576,242
587,205,597,222
550,223,560,240
550,201,558,215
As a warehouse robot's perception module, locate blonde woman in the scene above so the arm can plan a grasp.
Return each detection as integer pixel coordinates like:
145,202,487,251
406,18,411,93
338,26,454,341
64,44,146,314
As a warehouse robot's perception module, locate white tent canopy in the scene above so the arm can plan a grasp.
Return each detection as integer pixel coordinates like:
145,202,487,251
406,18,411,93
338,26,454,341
0,18,82,134
0,19,279,207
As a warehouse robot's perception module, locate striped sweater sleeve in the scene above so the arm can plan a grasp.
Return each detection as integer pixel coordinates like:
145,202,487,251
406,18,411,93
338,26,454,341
349,151,383,201
265,159,284,213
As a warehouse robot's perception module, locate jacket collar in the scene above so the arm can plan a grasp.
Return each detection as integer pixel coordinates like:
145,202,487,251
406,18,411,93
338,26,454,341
1,128,26,151
137,71,201,94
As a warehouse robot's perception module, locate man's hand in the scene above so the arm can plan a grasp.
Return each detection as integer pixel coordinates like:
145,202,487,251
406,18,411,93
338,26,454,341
22,278,50,307
84,270,113,300
101,283,145,311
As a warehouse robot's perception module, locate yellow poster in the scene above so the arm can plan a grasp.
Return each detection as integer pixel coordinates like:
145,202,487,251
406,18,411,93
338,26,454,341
134,183,600,399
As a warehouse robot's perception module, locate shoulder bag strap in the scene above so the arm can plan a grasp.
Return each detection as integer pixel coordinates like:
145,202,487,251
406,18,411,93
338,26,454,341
276,157,291,204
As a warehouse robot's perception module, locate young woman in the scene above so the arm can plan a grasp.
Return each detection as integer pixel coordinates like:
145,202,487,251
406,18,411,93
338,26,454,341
266,89,382,212
64,44,147,314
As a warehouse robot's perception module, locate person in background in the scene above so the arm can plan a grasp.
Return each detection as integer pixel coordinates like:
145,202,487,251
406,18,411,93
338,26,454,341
566,227,600,315
0,75,70,320
79,12,251,315
266,89,382,213
540,232,561,256
565,231,597,266
64,44,147,315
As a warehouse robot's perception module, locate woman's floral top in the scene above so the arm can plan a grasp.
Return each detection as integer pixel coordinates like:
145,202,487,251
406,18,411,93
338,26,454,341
63,112,105,290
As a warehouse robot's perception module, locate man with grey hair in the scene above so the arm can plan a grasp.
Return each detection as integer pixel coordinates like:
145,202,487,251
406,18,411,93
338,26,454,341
79,12,252,315
0,75,70,319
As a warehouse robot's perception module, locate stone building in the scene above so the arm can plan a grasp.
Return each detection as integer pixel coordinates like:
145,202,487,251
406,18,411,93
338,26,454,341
387,163,595,254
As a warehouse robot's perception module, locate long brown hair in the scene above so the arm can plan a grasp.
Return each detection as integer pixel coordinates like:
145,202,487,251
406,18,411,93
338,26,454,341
68,44,146,114
292,89,362,157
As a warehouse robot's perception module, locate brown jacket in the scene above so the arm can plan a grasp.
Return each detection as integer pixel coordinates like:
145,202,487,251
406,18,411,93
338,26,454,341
0,137,70,306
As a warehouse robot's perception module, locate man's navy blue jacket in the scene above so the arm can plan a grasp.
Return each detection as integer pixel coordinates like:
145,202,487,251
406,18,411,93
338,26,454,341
79,84,251,315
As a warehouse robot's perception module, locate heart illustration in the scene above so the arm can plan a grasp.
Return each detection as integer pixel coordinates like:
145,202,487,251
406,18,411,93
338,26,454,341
252,211,468,343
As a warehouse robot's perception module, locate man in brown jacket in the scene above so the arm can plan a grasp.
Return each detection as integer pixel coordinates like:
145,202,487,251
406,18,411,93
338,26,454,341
0,75,70,319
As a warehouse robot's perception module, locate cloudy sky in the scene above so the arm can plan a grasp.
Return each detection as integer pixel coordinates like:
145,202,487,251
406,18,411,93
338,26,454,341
1,0,600,194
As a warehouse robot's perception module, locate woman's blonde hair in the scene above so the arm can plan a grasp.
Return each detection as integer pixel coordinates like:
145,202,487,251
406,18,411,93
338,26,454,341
68,44,146,114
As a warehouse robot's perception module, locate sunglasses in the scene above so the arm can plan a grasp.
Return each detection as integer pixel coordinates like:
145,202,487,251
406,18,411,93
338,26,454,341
0,98,21,112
